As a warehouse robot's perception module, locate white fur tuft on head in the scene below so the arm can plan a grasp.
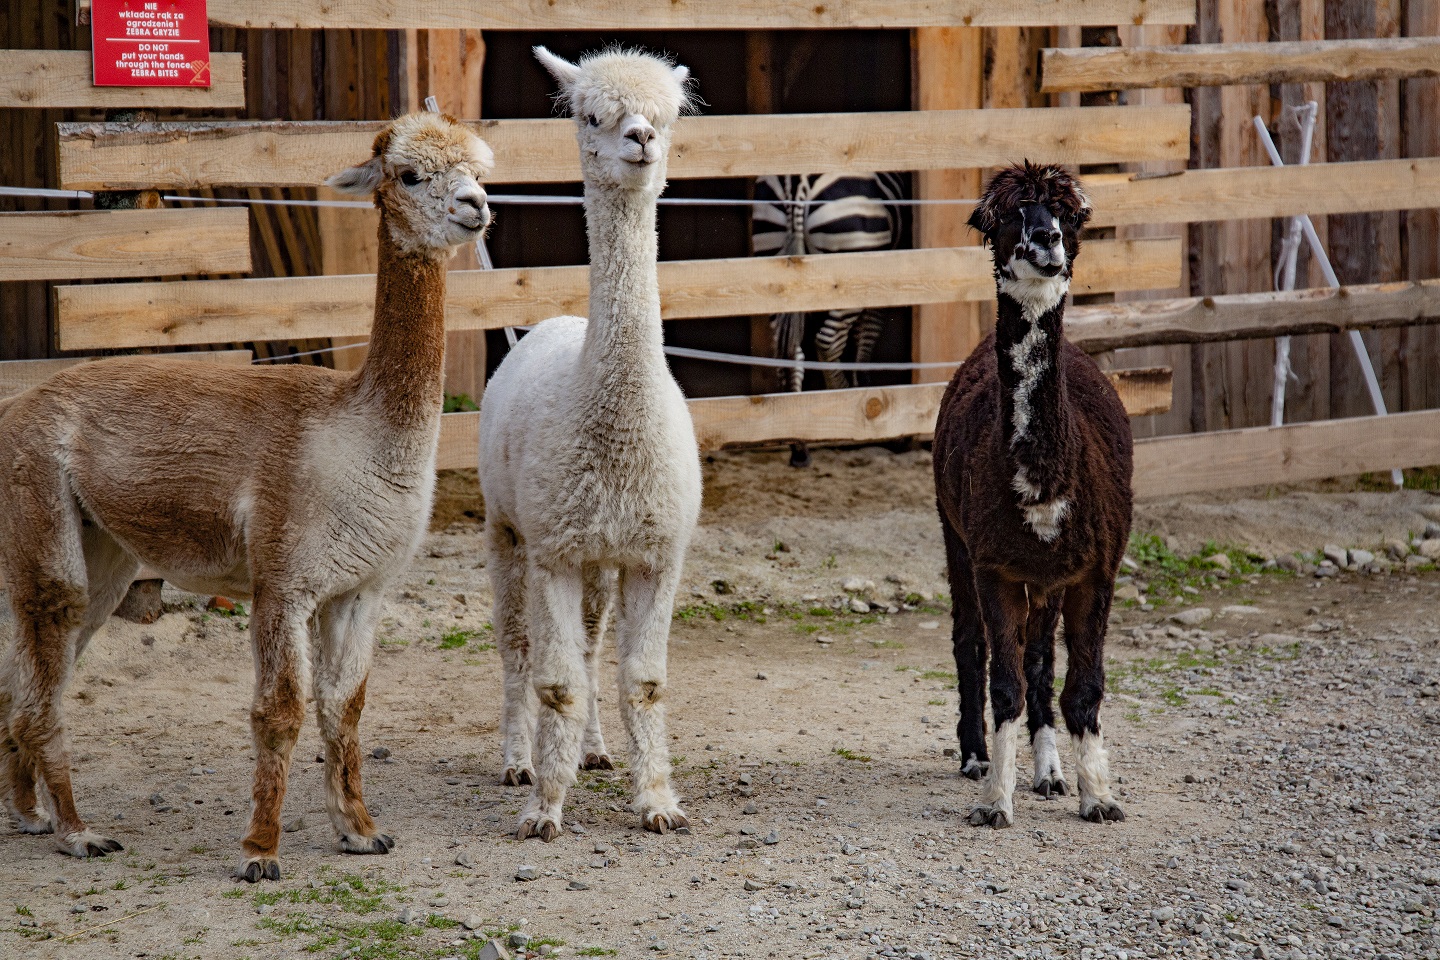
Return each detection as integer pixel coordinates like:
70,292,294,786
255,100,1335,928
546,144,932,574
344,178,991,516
534,45,696,128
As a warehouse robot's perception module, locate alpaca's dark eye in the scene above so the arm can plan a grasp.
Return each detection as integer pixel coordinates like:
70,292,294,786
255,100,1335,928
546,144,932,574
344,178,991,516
399,169,423,187
587,114,599,127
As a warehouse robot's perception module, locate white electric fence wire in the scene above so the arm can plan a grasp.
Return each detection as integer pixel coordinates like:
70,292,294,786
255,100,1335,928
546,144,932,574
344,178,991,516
1268,103,1317,428
1252,113,1402,487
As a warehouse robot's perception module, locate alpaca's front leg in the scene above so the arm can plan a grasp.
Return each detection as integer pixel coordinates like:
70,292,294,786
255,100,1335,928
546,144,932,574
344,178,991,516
314,591,393,856
616,562,688,834
579,565,615,770
1061,580,1125,824
519,561,588,841
488,521,537,786
968,571,1028,829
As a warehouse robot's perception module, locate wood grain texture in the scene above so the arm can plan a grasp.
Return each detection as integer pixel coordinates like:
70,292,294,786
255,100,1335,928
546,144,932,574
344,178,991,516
1067,280,1440,352
0,208,252,281
1040,38,1440,91
1084,158,1440,227
204,0,1195,30
0,349,252,400
1133,409,1440,498
0,50,245,109
56,106,1192,189
55,238,1181,351
434,369,1171,469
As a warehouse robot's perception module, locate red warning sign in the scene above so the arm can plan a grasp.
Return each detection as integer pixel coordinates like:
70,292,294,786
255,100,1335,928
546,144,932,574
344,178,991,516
92,0,211,87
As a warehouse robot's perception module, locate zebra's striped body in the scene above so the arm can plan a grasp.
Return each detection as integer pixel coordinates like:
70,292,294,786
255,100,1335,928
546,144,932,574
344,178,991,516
752,172,908,391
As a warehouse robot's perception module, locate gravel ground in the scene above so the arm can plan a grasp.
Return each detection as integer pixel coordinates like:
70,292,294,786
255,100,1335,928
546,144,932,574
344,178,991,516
0,449,1437,960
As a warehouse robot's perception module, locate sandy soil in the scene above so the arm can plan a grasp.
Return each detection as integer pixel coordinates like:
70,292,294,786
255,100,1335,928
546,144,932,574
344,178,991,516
2,448,1438,960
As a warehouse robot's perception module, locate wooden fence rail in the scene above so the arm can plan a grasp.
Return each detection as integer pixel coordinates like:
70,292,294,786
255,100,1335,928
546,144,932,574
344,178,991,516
1067,279,1440,352
56,107,1191,190
1040,37,1440,92
201,0,1196,30
0,208,252,281
0,50,246,109
54,238,1181,351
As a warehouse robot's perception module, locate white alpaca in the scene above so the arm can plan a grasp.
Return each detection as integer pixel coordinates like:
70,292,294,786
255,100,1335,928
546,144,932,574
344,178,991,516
478,46,701,841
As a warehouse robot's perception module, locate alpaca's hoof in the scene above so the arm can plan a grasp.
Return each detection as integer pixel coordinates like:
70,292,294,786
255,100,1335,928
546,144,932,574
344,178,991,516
14,812,54,835
517,815,561,842
640,807,690,835
967,804,1013,829
581,753,614,771
235,856,282,883
502,767,534,787
959,755,990,781
1033,775,1069,798
340,832,395,855
1081,800,1126,823
58,829,123,859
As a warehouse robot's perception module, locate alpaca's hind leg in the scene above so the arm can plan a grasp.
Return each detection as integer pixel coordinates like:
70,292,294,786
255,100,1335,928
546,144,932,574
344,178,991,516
518,561,587,841
968,570,1027,829
616,561,688,834
942,525,988,780
488,519,536,786
1024,594,1067,798
579,565,616,771
237,591,312,881
1061,580,1124,824
314,590,392,856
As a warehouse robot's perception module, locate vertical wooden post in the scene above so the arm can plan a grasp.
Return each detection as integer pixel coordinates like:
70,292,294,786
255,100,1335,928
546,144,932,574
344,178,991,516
911,27,983,385
1404,0,1440,412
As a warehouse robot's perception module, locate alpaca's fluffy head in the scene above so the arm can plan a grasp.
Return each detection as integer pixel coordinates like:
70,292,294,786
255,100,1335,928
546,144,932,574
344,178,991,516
968,162,1091,285
534,45,695,191
326,111,494,258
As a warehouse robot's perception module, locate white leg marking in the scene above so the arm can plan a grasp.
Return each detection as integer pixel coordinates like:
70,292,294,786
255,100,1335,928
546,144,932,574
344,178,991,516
1073,729,1125,822
1031,725,1067,794
969,718,1019,828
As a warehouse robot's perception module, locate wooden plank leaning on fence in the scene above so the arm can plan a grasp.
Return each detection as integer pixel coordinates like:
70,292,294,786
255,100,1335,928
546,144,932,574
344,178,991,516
55,106,1192,190
53,238,1182,351
202,0,1195,29
0,208,252,281
1133,409,1440,498
432,368,1173,470
0,50,246,109
1066,279,1440,352
0,349,252,400
1040,37,1440,92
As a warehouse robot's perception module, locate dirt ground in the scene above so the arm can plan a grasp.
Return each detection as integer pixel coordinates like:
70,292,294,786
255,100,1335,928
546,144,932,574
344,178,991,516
2,448,1439,960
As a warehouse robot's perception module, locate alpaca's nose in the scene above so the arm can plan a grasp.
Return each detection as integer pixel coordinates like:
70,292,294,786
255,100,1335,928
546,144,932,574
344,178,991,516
624,123,655,146
450,186,489,226
1031,227,1060,248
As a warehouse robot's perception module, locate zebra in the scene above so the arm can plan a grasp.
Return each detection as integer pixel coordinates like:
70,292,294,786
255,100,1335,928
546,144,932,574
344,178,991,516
751,172,909,394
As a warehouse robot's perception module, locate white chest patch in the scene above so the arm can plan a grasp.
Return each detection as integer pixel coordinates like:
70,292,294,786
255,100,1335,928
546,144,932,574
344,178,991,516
1023,498,1070,543
999,272,1069,320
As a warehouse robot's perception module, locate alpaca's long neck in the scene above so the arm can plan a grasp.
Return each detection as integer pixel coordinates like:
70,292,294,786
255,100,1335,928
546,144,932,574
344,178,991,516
578,182,666,384
351,224,448,429
994,278,1077,511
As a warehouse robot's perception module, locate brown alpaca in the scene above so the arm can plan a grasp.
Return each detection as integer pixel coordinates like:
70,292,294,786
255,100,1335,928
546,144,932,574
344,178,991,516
0,112,492,880
932,162,1132,828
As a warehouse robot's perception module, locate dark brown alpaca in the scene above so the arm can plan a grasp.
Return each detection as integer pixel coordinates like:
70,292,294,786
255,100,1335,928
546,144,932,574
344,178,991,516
932,162,1132,828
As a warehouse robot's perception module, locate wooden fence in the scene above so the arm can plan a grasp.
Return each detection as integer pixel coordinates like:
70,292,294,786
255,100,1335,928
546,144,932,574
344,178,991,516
3,0,1440,498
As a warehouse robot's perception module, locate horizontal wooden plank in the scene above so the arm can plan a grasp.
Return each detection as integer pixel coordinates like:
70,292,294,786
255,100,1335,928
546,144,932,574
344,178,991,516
1085,158,1440,228
205,0,1195,29
1133,410,1440,499
435,368,1171,469
56,106,1191,190
1041,38,1440,92
55,238,1181,351
0,350,253,401
0,50,246,109
1068,279,1440,352
0,208,252,281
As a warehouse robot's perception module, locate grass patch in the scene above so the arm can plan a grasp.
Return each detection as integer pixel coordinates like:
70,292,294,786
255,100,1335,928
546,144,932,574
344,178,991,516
834,747,872,763
1125,533,1283,605
438,627,490,651
577,949,619,957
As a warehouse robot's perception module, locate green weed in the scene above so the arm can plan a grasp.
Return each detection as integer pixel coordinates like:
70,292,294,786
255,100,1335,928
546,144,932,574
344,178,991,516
834,747,872,763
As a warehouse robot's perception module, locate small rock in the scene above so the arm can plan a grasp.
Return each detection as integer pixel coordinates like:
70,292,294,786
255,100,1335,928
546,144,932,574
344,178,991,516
70,903,87,914
1406,555,1431,571
743,878,765,892
917,621,940,630
508,932,531,949
764,830,779,845
1226,878,1251,893
477,941,512,960
371,746,391,760
1170,607,1213,626
841,577,873,593
1204,553,1232,571
455,851,475,869
755,672,767,681
848,598,871,614
1114,583,1142,602
1151,906,1175,923
283,816,306,833
1276,554,1304,572
397,906,415,924
1322,545,1347,567
593,842,610,854
743,802,758,815
515,865,538,882
462,916,485,931
1420,539,1440,560
1387,539,1412,560
1315,563,1338,578
1348,548,1375,567
1220,604,1260,617
1120,556,1139,573
1425,521,1440,539
568,879,591,891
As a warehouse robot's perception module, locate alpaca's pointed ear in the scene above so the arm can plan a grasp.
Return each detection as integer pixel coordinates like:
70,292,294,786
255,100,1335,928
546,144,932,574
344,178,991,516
325,157,383,196
672,64,690,84
534,45,582,92
966,201,993,242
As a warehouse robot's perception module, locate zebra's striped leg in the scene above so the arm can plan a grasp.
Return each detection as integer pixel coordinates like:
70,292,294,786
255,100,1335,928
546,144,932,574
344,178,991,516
816,310,860,390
